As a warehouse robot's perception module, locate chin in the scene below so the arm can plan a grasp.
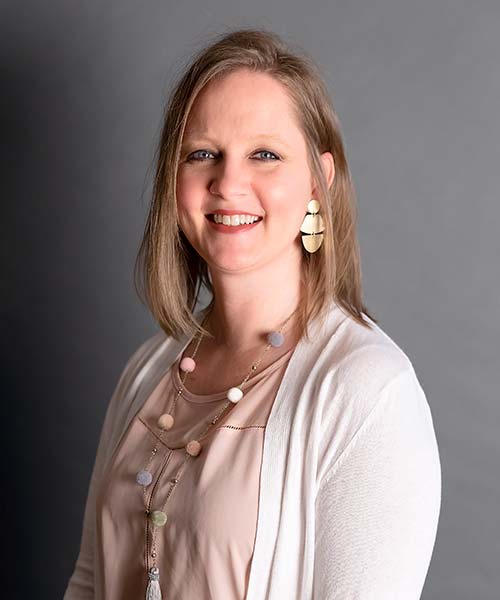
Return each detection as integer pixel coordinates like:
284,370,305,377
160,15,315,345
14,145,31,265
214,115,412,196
206,256,261,274
202,244,265,271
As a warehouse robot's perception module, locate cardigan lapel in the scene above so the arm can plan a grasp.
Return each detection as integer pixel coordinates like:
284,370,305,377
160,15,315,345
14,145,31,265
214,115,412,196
245,301,346,599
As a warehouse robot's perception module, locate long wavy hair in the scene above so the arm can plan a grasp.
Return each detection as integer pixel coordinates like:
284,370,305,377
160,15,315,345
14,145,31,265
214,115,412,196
134,27,377,341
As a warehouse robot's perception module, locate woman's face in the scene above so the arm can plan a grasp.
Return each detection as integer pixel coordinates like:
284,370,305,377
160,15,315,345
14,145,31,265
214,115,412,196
176,68,333,275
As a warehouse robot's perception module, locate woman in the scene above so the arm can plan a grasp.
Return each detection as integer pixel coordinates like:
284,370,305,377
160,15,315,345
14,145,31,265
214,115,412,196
64,28,441,600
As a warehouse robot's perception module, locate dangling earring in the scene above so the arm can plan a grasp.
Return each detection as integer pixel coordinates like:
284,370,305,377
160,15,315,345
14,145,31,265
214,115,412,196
300,199,325,253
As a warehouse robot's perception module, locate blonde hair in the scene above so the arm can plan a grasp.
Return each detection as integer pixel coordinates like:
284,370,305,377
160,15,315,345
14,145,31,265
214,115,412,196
134,27,377,341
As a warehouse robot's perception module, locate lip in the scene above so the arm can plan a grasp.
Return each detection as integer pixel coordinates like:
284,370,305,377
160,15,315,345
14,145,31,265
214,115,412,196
205,214,263,234
205,209,263,217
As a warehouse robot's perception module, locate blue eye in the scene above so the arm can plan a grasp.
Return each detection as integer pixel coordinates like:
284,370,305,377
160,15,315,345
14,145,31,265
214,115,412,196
187,149,216,162
254,150,279,161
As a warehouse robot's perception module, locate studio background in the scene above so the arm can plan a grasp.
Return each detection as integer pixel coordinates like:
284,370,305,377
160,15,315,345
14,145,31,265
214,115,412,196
3,1,499,598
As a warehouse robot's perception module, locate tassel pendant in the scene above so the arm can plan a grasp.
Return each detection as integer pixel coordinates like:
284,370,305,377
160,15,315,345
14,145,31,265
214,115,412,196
146,567,162,600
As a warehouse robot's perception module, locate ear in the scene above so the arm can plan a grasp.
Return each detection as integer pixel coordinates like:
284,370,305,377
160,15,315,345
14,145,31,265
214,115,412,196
311,152,335,196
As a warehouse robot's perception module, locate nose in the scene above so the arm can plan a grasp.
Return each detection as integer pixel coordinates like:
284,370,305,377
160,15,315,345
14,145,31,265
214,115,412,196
208,157,250,200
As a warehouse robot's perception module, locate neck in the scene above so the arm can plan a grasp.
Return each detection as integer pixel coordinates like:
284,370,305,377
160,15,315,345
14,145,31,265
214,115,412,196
203,246,302,352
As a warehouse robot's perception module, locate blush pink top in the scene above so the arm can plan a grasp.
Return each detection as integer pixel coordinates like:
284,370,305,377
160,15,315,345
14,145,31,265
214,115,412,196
95,347,294,600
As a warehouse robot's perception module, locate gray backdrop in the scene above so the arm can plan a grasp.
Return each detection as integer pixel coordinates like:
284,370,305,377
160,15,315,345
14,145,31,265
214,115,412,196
3,1,499,598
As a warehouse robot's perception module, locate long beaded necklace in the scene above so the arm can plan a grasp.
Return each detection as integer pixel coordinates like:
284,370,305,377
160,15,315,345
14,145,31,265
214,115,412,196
136,309,297,600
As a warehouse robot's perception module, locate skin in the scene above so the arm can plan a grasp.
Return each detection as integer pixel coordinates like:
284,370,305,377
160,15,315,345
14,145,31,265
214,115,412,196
176,68,334,392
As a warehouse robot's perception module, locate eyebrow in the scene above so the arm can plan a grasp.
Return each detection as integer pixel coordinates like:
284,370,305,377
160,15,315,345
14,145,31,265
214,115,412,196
181,133,291,149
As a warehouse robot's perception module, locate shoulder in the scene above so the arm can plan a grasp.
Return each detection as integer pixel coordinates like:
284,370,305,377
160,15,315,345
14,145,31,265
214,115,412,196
306,308,433,478
101,329,169,420
97,326,187,464
116,306,210,389
121,330,169,382
311,306,416,405
332,313,414,394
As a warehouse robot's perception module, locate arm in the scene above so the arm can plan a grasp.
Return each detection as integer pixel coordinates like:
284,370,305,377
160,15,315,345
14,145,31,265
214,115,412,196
63,332,164,599
313,368,442,599
62,388,115,599
62,432,105,599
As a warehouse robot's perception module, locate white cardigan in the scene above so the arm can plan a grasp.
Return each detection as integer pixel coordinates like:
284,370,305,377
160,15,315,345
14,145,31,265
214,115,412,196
64,301,441,599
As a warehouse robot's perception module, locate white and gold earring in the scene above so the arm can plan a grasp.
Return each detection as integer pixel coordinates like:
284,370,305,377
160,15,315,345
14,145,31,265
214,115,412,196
300,199,325,253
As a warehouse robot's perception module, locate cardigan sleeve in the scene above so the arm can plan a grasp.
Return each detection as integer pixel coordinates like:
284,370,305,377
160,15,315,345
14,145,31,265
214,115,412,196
62,420,107,599
312,367,441,599
63,333,163,599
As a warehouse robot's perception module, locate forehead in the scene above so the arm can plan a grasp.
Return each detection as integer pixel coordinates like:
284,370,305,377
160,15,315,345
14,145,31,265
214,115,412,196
183,69,304,143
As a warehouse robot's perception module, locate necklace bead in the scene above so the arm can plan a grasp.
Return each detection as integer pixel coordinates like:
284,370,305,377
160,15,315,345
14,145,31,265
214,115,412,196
227,386,244,403
150,510,168,527
180,357,196,373
267,331,284,347
136,469,153,486
158,413,174,430
186,440,202,456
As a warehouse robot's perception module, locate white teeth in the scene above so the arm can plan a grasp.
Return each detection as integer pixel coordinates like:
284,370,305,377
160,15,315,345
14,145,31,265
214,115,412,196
212,213,261,226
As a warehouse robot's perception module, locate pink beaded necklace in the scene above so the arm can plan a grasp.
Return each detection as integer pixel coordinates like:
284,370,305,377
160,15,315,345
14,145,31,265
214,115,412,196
136,309,297,600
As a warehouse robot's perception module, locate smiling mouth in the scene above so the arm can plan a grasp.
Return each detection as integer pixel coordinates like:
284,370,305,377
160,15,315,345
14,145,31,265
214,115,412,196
206,214,264,226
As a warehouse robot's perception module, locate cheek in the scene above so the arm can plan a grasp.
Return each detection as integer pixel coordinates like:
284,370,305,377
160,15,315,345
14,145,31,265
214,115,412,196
176,170,207,236
261,169,310,225
176,170,200,212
